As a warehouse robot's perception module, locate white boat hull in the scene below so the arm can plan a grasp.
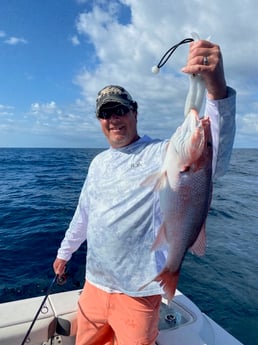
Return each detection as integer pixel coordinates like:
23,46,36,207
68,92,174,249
0,289,243,345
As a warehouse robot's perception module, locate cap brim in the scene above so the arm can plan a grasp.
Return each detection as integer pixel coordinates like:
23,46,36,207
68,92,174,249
96,98,131,116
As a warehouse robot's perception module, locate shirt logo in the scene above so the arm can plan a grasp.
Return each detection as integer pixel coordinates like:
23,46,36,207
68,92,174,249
130,160,144,169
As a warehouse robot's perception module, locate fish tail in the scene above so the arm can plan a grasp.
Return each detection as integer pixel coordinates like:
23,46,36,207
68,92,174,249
154,268,180,301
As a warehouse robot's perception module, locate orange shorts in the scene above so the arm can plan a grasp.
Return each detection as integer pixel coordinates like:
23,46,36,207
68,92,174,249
76,281,161,345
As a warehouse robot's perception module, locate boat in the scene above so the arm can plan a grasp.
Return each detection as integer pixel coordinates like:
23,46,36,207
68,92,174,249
0,288,243,345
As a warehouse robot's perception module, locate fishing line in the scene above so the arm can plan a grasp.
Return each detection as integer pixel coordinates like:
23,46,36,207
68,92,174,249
151,38,194,74
151,34,207,116
20,274,67,345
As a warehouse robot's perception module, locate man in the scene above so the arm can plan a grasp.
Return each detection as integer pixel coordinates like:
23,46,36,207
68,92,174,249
53,39,236,345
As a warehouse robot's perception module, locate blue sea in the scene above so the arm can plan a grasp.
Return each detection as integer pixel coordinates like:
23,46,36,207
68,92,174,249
0,148,257,345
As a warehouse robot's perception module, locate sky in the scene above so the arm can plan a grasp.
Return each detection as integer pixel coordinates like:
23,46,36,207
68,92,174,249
0,0,257,148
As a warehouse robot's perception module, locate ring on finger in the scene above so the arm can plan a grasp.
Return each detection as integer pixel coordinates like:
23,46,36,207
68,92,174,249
203,56,209,65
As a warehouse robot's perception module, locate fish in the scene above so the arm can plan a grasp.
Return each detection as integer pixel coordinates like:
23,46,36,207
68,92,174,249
141,108,213,300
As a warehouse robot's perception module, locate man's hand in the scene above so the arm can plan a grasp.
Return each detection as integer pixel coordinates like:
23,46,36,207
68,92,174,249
182,40,227,100
53,258,67,276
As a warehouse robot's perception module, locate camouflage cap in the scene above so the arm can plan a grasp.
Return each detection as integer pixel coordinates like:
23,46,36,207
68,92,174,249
96,85,135,117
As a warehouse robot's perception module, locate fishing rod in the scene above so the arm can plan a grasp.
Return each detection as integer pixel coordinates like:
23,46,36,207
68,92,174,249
20,274,67,345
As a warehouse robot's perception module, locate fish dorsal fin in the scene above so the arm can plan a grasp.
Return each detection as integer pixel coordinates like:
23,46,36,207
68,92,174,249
189,223,206,256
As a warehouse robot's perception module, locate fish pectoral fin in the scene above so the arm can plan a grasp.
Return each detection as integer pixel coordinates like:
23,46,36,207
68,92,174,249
141,171,168,191
189,224,206,256
141,172,159,187
151,223,167,251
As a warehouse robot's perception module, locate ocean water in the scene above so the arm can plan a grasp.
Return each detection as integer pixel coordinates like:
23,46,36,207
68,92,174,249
0,148,257,345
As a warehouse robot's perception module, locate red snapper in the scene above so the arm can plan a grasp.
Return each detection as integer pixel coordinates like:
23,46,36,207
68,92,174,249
142,109,213,300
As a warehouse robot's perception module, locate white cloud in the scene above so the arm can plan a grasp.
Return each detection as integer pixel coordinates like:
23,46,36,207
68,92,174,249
0,104,13,110
1,0,257,148
0,30,28,45
30,101,59,115
4,36,28,45
70,35,80,46
237,113,258,134
0,104,14,117
25,100,99,144
71,0,258,148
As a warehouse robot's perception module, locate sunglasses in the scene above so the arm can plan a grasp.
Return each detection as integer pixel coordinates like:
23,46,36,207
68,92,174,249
98,105,131,119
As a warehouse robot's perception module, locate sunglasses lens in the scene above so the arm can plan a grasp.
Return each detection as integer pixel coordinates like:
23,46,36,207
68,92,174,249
98,110,109,119
98,105,130,119
116,106,128,116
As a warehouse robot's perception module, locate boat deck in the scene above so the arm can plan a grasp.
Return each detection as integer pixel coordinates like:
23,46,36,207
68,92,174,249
0,289,243,345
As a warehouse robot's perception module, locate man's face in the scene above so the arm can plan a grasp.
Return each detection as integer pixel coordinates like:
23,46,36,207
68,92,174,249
98,108,138,148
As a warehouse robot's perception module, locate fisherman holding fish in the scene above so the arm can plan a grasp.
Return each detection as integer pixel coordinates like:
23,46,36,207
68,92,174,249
53,39,236,345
